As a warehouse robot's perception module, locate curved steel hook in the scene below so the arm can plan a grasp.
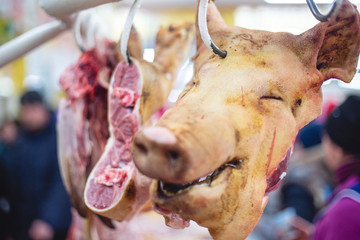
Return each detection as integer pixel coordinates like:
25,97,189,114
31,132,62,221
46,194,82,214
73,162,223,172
198,0,227,58
73,13,86,53
306,0,343,22
73,11,112,53
120,0,142,64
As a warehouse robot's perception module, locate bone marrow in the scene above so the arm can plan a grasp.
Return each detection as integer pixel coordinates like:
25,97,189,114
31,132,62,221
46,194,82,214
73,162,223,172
95,165,129,187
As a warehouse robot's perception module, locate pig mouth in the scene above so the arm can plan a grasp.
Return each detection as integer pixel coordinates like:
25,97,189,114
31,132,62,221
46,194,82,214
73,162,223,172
156,159,243,198
156,146,292,199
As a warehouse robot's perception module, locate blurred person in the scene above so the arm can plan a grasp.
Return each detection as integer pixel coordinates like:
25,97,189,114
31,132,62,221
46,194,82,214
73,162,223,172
1,91,72,240
289,95,360,240
280,119,334,224
312,95,360,239
0,121,18,240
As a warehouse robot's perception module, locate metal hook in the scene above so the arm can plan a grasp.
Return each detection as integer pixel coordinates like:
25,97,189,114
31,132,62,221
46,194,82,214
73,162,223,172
198,0,227,58
306,0,343,22
73,13,86,53
120,0,142,65
73,10,112,53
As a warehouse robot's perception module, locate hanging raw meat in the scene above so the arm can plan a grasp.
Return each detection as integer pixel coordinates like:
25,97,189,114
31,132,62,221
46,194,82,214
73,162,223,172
84,22,195,221
57,29,143,218
131,0,360,239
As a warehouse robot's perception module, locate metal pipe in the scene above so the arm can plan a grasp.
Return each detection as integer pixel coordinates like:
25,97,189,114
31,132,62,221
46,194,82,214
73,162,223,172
0,21,68,68
39,0,121,21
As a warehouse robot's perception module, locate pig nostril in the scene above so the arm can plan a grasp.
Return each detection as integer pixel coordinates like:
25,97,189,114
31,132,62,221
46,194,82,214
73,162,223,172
168,151,179,160
135,143,148,155
167,150,180,168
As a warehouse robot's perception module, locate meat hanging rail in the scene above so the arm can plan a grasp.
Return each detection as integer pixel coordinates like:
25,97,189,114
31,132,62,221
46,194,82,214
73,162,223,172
0,0,346,68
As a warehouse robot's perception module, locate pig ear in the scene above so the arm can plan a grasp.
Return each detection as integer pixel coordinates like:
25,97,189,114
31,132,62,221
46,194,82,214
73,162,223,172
302,0,360,83
195,0,227,50
127,27,143,60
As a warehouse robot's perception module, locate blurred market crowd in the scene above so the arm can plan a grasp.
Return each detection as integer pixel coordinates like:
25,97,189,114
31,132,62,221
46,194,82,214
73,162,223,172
0,91,72,240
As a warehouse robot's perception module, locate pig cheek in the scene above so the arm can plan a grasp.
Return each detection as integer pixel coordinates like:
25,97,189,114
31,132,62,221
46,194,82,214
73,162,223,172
201,169,267,234
266,111,297,174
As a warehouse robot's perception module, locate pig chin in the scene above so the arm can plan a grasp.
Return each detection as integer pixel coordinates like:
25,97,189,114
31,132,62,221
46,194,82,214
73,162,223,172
150,146,292,238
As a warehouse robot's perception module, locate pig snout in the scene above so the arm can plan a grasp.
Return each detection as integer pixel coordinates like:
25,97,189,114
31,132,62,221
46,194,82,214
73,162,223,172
132,126,189,183
132,111,237,184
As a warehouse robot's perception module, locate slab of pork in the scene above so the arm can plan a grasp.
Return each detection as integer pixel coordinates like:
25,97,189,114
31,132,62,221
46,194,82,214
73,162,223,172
57,29,143,220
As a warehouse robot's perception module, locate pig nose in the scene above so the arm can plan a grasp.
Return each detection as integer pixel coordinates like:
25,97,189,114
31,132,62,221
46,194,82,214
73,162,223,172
131,126,187,183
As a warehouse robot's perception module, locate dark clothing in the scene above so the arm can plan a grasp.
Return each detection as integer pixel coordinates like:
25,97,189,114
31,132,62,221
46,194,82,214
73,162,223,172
0,143,11,239
297,120,323,149
281,183,316,222
1,113,72,240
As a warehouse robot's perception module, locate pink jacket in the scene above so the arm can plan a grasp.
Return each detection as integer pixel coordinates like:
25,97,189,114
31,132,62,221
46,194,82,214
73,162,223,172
312,160,360,240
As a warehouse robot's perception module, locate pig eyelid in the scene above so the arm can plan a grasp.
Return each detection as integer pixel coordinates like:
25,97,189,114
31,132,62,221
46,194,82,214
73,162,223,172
260,96,283,101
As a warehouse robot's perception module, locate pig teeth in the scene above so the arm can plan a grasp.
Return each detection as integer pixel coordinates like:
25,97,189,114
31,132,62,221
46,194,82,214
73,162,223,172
160,182,188,197
279,172,287,180
160,182,174,196
158,159,243,198
198,176,208,182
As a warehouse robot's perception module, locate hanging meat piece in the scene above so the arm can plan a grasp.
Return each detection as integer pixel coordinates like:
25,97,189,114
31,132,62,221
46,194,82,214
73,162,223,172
131,1,360,239
57,29,143,218
84,22,194,221
58,42,116,217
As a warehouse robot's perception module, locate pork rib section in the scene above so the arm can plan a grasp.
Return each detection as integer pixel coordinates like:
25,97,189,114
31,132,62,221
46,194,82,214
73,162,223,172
85,61,150,221
57,44,116,217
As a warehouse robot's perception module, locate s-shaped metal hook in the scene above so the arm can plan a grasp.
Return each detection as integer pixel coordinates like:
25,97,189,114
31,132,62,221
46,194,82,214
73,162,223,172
306,0,343,22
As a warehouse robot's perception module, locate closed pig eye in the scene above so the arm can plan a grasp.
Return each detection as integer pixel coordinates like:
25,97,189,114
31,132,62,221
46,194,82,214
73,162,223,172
260,96,283,101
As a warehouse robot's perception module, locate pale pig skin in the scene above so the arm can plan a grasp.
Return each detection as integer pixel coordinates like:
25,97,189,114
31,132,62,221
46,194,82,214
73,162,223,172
132,0,360,239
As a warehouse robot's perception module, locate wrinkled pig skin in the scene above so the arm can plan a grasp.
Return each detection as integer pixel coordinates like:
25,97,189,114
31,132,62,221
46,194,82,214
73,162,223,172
84,22,195,221
132,1,360,239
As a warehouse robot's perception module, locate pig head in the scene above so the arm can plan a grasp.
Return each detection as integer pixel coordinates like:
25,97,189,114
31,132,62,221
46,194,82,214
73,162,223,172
132,1,360,239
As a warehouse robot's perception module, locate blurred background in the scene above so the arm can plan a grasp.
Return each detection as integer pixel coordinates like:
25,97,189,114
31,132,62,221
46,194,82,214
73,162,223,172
1,0,360,240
